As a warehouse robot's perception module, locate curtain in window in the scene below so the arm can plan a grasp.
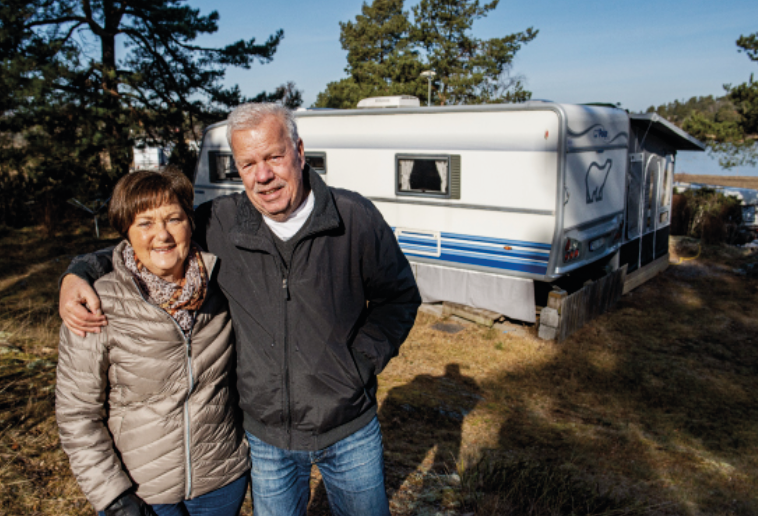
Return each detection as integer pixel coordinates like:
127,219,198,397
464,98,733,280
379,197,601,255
660,158,673,208
399,160,413,190
435,160,448,194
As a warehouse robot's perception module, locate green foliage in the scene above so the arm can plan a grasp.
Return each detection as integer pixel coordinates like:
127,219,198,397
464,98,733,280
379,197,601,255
410,0,537,105
647,95,739,127
0,0,300,228
315,0,425,108
649,32,758,170
314,0,537,108
736,33,758,63
671,189,743,244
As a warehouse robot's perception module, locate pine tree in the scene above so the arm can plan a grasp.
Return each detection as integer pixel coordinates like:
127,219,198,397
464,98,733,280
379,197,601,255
729,33,758,137
315,0,424,108
648,33,758,170
315,0,537,108
690,32,758,169
410,0,536,105
0,0,299,227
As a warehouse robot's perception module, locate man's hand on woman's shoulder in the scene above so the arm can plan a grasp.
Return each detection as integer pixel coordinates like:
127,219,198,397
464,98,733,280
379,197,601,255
59,274,107,337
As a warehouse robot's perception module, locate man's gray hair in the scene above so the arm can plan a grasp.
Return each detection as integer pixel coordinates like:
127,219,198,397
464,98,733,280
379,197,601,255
226,103,300,150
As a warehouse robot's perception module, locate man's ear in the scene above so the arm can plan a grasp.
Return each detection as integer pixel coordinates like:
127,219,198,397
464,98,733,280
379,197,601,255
297,138,305,170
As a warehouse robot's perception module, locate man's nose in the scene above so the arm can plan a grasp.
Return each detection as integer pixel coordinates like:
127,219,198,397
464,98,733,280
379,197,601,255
254,162,275,183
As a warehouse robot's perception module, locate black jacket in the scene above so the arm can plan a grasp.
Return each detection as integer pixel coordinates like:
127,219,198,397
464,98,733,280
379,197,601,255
69,168,421,451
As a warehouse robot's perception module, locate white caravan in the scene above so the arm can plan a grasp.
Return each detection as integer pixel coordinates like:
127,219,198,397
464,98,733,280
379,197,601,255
192,102,698,323
132,145,170,170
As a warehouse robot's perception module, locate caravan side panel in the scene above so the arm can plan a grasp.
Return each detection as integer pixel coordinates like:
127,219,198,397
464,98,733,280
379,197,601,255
296,109,561,281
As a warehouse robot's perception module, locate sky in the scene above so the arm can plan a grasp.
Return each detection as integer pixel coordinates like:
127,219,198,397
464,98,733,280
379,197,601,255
182,0,758,175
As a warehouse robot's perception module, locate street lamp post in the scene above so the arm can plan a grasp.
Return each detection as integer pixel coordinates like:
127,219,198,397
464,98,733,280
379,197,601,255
420,70,436,107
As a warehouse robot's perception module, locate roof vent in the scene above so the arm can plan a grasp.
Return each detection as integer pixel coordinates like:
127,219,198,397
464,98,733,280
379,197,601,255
356,96,421,109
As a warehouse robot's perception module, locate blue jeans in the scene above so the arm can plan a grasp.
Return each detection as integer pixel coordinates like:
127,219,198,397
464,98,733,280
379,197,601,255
246,416,390,516
98,474,247,516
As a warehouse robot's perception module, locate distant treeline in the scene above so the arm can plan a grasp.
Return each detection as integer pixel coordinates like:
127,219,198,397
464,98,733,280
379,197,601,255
646,95,739,128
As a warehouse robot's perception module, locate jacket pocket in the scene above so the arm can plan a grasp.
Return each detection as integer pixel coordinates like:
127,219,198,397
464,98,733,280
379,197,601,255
349,348,375,386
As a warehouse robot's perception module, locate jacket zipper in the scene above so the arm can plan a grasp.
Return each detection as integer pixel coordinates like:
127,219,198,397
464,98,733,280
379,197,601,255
282,273,292,449
131,278,198,500
273,232,311,449
183,329,194,499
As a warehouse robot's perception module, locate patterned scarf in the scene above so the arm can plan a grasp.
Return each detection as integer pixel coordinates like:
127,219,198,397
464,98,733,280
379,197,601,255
122,242,208,333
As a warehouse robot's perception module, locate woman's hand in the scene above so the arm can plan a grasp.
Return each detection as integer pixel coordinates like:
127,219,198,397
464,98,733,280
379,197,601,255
104,492,156,516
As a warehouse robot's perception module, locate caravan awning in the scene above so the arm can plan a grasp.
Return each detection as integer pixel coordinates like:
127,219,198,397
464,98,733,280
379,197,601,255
629,113,706,151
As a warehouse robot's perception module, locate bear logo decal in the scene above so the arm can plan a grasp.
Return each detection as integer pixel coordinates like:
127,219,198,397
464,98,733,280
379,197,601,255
586,159,612,204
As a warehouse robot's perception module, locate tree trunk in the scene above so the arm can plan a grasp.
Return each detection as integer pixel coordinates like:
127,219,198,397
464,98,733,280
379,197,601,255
100,2,130,178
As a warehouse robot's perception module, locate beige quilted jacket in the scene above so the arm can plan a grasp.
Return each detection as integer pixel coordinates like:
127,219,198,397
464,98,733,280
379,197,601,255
56,242,249,511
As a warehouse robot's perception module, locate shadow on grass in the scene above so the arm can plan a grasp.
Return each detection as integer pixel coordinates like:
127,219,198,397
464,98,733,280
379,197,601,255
465,258,758,515
307,364,482,514
380,364,482,500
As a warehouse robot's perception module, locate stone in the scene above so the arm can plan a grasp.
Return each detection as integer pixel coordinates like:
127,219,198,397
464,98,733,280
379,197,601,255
538,324,558,341
540,307,560,328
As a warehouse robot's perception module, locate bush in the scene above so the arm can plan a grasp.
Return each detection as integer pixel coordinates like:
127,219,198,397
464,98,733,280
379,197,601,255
671,188,743,244
670,193,691,235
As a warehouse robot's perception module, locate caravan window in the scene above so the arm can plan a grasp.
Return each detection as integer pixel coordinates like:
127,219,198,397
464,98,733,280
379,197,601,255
209,152,241,183
396,154,460,199
305,152,327,174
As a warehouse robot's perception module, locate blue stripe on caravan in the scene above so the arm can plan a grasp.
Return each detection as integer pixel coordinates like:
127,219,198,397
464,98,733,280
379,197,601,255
444,245,549,263
400,244,547,268
397,237,549,263
399,244,548,274
399,244,547,269
391,227,552,274
442,231,553,251
439,251,548,274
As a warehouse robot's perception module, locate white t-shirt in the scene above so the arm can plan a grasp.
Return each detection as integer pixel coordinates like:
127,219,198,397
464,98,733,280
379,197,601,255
262,191,315,242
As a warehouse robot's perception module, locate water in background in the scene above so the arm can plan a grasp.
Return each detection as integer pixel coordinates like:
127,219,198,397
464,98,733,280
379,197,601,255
677,150,758,177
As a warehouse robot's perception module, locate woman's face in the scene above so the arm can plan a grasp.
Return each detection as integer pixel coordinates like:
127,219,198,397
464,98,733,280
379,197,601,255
127,202,192,283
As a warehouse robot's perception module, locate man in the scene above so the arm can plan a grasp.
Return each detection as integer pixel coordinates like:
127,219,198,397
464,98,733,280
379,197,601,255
59,103,421,516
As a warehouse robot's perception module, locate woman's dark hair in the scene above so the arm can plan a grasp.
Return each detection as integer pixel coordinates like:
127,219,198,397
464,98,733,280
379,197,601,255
109,167,194,238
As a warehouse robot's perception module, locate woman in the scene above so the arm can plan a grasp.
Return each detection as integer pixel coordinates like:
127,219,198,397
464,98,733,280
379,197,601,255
56,168,249,516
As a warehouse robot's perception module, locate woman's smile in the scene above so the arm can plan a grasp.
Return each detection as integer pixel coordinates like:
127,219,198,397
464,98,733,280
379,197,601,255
127,202,192,283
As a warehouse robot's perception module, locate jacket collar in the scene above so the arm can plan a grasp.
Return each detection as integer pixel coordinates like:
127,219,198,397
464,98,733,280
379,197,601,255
229,164,342,252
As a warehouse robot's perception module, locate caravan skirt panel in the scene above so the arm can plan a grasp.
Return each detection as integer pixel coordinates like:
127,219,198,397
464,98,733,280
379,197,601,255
641,232,655,266
655,226,670,259
412,262,536,323
620,239,641,274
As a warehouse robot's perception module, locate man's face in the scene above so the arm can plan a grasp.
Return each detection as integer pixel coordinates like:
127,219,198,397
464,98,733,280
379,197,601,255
231,116,306,222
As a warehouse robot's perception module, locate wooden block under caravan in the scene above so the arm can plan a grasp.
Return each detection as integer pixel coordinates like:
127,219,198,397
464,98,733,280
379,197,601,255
418,303,445,318
442,302,503,327
547,289,568,314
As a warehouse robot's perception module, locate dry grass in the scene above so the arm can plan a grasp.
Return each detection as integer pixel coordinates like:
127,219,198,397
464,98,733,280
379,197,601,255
364,238,758,516
0,224,120,516
675,174,758,191
2,224,758,516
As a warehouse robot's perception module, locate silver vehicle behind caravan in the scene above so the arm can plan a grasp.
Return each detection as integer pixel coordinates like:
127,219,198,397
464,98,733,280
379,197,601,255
192,101,704,323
